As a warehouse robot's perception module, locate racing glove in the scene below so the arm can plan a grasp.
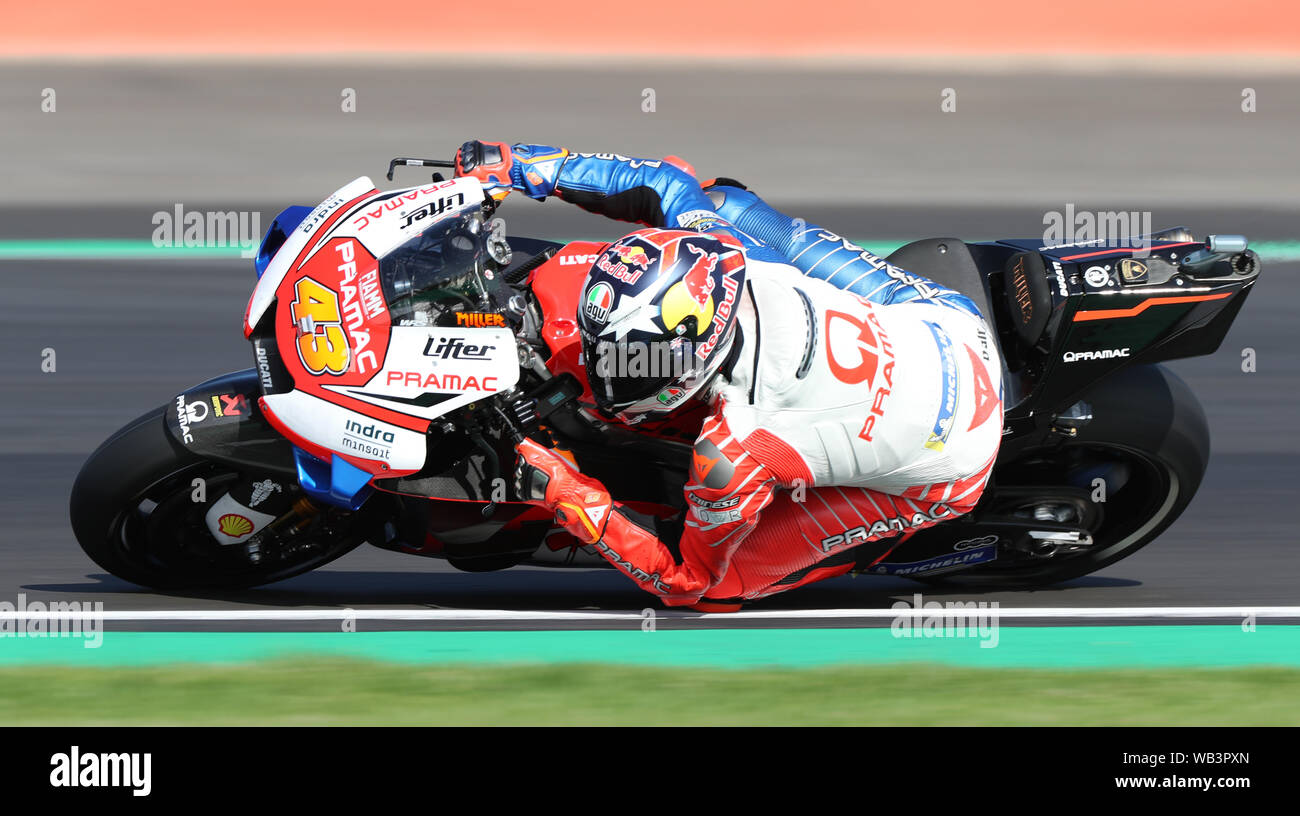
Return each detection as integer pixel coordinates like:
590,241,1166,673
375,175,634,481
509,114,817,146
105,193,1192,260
514,439,612,544
454,140,515,202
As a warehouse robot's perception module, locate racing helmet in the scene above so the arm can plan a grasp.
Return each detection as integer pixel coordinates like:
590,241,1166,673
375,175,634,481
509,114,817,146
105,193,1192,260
577,228,747,424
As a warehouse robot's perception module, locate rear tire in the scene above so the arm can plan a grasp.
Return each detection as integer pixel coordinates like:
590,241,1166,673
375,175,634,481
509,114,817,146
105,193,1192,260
918,364,1209,587
70,406,366,590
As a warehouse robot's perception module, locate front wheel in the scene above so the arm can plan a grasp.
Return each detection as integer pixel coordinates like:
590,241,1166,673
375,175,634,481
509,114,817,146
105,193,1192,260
70,406,370,590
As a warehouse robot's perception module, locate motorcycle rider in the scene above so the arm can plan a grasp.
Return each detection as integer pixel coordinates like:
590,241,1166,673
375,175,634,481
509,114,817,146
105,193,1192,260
455,141,1003,610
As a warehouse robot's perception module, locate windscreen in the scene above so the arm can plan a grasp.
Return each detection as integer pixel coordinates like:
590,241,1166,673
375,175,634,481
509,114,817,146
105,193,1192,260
379,211,506,327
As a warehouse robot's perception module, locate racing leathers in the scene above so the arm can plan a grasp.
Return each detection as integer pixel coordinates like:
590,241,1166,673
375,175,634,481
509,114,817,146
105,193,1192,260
462,142,1003,608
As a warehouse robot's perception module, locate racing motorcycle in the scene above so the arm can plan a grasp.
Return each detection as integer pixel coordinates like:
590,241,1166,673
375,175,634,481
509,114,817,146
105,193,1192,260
69,157,1260,594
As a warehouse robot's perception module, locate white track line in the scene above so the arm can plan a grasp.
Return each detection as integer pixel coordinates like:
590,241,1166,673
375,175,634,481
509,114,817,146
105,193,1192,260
1,606,1299,622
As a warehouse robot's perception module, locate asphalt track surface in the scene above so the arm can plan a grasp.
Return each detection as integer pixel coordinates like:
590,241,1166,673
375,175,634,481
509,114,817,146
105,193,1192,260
2,64,1298,630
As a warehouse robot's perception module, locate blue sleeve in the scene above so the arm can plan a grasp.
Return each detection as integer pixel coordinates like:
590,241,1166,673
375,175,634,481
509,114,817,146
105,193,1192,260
789,225,982,317
505,145,785,262
709,184,982,317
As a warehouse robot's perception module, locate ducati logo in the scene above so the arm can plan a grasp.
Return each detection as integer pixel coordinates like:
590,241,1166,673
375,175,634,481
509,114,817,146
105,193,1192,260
559,253,601,266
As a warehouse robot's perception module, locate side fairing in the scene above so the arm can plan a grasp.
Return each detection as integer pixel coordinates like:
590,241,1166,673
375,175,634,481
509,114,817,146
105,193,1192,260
251,176,518,482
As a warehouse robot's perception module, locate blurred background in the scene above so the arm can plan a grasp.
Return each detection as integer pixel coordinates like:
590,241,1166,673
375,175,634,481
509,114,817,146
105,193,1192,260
2,0,1299,615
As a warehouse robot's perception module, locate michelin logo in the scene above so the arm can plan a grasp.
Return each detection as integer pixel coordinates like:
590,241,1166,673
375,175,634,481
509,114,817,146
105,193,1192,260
872,545,997,576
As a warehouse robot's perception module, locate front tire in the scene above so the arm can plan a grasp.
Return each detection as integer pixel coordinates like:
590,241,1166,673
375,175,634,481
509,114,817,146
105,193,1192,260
70,406,367,590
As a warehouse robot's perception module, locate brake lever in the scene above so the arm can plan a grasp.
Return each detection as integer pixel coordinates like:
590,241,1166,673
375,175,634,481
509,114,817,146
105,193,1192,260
385,157,457,182
475,399,531,520
492,400,529,447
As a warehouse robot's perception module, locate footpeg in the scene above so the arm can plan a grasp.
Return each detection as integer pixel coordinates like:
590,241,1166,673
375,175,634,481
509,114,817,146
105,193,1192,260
1022,530,1094,558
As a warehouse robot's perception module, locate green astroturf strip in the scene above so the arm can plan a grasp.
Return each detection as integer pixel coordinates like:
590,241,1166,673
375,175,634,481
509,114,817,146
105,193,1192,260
3,239,1300,262
3,661,1299,725
0,239,249,259
1,626,1298,669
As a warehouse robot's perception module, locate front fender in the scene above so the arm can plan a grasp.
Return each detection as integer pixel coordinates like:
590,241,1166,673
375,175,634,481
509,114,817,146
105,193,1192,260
163,369,297,475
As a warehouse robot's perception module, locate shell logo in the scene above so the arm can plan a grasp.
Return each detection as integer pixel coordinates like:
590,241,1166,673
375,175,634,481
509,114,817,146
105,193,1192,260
217,513,254,538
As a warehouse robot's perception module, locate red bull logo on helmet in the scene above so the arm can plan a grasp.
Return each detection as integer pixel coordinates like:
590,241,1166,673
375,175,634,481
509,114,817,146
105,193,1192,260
695,254,744,361
659,239,727,339
596,242,653,284
616,244,652,269
682,243,717,306
659,240,745,353
661,281,715,338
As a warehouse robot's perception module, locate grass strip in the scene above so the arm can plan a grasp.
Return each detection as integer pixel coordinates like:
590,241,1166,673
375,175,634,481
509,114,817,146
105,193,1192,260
1,659,1297,726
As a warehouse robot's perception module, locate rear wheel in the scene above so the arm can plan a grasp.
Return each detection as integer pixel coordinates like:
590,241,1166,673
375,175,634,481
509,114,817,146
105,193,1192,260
70,406,370,590
918,364,1209,588
920,442,1188,587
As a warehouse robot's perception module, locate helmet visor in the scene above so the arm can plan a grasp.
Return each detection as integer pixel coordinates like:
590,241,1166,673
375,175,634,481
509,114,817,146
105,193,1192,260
582,330,701,414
